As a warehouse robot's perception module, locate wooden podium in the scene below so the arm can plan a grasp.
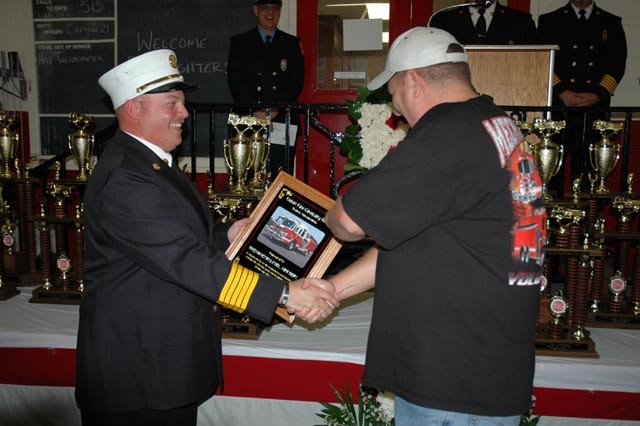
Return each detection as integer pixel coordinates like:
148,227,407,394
466,45,558,107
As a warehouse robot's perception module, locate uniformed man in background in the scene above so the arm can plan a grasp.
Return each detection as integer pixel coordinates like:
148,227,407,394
227,0,304,176
429,0,536,45
538,0,627,183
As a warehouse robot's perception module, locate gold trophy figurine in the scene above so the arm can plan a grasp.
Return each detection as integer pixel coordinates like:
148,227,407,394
589,120,622,194
0,111,19,179
248,116,270,192
68,113,95,181
530,118,565,203
224,114,255,195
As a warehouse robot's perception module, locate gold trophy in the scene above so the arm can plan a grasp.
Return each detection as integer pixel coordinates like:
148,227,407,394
589,120,622,194
0,111,19,179
68,113,95,181
550,206,585,235
224,114,255,194
248,116,270,192
530,118,565,203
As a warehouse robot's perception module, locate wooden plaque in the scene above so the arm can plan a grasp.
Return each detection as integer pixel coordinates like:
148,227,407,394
226,172,342,322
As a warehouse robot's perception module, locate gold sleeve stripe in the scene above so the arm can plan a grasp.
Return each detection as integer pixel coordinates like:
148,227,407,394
219,263,259,312
552,73,561,86
599,74,618,94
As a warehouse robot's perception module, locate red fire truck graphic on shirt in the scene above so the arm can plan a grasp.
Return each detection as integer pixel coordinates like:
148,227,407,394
509,151,546,266
483,115,546,268
266,215,318,256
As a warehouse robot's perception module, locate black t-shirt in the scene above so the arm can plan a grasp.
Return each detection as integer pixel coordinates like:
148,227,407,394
343,96,545,416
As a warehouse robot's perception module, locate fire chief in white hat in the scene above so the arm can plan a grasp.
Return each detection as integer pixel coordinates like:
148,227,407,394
76,49,339,426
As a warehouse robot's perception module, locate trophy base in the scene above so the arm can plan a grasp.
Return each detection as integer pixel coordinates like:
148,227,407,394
0,279,20,300
535,326,599,358
221,310,265,340
3,252,24,275
11,272,43,286
587,307,640,329
220,309,283,340
29,284,82,305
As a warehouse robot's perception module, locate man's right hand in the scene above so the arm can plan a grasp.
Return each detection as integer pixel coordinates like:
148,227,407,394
286,278,339,323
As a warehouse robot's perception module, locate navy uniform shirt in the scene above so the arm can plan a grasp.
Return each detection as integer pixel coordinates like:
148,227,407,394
227,27,304,106
538,2,627,106
430,2,536,45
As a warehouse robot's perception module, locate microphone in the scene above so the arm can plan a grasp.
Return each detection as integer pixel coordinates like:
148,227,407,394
428,0,494,27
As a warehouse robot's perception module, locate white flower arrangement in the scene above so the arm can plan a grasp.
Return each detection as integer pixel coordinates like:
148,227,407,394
316,384,395,426
341,87,409,172
356,103,409,170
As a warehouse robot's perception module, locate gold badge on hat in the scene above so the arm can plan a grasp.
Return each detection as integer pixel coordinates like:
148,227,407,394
280,59,287,71
152,162,161,171
602,30,608,42
169,54,178,69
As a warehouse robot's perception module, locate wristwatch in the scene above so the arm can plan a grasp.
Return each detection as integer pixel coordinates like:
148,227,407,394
278,283,290,307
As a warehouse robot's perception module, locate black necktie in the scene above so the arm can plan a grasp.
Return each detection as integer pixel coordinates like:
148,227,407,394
265,34,272,45
578,9,587,23
476,8,487,37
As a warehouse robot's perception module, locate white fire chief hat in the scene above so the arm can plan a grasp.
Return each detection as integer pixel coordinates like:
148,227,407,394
367,26,468,90
99,49,197,109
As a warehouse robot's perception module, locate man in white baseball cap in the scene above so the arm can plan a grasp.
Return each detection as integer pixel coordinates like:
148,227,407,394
76,49,339,426
325,26,544,425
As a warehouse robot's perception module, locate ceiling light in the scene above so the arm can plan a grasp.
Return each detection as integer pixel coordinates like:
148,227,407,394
366,3,389,20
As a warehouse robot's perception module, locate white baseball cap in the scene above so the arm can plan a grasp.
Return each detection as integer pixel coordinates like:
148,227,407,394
98,49,197,109
367,26,468,90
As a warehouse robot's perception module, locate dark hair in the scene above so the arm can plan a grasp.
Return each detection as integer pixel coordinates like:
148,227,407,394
416,43,471,86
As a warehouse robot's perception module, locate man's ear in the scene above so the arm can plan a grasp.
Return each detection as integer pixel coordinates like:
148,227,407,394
406,70,422,96
122,98,141,119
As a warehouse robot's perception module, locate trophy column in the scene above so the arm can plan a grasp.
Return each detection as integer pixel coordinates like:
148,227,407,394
29,165,86,304
29,113,93,305
587,198,640,326
18,169,39,283
74,204,85,292
537,206,599,357
0,220,19,300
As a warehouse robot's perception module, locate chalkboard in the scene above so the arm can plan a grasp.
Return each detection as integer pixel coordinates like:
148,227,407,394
36,42,114,114
33,0,258,154
118,0,255,104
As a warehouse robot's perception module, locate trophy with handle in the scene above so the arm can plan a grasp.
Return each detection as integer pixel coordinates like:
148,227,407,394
530,118,565,203
248,116,270,192
68,113,95,181
224,114,255,195
0,111,19,179
589,120,622,194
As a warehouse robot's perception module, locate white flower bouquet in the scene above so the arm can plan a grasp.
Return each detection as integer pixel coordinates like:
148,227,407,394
341,87,409,171
316,384,395,426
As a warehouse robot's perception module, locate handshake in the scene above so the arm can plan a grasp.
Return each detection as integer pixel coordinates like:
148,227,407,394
283,278,340,323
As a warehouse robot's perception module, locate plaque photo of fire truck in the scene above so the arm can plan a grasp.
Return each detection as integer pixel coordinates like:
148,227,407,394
259,207,324,267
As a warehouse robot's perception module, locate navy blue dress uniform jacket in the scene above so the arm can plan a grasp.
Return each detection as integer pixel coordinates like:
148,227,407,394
538,2,627,106
227,27,304,106
75,131,284,412
429,2,536,45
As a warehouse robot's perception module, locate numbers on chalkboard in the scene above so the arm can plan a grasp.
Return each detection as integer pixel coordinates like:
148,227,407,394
80,0,104,14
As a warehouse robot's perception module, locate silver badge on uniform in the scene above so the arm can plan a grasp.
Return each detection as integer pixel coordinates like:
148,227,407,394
280,59,287,71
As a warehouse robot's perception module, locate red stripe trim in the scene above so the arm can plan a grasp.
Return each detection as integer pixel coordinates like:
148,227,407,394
1,348,639,420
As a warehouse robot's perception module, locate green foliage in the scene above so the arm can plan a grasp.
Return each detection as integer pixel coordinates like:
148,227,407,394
316,384,394,426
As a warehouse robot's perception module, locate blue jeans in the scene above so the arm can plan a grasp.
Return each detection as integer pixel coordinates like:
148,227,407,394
395,396,521,426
